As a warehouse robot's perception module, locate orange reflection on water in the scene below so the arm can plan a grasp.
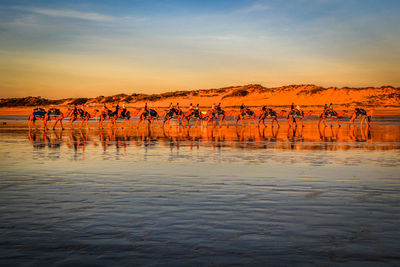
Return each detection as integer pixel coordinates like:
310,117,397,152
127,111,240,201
25,122,400,152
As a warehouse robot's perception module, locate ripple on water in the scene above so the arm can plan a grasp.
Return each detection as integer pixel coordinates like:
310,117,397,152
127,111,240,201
0,126,399,265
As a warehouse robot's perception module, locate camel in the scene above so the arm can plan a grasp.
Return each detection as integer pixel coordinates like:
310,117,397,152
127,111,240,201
236,108,256,126
287,109,313,127
163,107,184,127
111,108,132,128
182,109,203,128
98,107,119,128
46,108,66,129
28,108,48,129
137,109,159,128
258,107,286,127
318,109,348,127
349,108,373,127
67,108,99,128
202,109,234,127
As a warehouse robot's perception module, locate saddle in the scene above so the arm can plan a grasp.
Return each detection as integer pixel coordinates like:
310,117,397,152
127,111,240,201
119,109,130,118
243,108,253,116
167,108,176,117
355,108,367,116
143,109,157,118
33,108,46,118
268,109,276,117
149,109,157,117
78,109,89,118
48,108,61,116
289,109,303,118
324,110,337,117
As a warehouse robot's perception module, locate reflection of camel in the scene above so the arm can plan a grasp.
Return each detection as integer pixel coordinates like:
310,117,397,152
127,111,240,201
258,108,286,127
287,110,313,128
349,108,373,127
28,128,48,148
257,125,280,142
318,124,340,142
287,124,304,142
28,128,64,148
67,129,90,152
318,109,347,127
349,124,372,142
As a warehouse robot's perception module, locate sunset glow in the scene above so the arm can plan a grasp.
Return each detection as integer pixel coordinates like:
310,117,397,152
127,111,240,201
1,0,399,98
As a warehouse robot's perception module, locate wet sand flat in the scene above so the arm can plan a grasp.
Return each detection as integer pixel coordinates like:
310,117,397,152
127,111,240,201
0,120,399,265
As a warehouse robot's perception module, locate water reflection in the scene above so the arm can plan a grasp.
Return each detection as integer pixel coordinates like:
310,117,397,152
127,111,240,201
1,122,400,266
25,123,400,152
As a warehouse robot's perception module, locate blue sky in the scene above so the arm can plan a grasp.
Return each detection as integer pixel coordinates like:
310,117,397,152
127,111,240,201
1,0,399,98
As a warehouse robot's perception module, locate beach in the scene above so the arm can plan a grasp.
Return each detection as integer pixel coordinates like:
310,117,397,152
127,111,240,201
1,117,399,265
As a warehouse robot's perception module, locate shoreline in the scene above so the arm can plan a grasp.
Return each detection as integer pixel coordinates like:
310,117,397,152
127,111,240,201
1,106,400,117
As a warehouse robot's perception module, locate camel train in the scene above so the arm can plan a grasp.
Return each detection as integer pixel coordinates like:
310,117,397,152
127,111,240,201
28,107,66,129
28,101,373,129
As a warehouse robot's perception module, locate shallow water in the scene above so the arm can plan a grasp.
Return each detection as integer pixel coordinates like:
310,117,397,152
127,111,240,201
0,121,400,266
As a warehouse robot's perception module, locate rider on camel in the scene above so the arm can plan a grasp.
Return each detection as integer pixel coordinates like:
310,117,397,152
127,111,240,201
194,104,200,116
72,104,79,116
122,103,127,116
114,102,120,116
176,103,182,115
216,102,222,114
296,105,304,116
240,103,246,115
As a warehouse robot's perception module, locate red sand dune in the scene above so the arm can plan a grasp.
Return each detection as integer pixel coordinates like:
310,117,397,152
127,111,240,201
1,84,399,116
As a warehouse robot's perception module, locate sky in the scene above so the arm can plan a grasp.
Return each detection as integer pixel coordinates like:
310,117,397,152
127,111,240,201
0,0,399,98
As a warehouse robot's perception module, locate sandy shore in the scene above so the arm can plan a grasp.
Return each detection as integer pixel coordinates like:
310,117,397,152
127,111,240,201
1,106,400,117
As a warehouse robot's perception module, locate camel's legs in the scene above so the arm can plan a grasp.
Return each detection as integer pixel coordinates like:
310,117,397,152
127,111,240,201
52,119,57,129
350,114,356,124
251,116,256,126
223,117,228,127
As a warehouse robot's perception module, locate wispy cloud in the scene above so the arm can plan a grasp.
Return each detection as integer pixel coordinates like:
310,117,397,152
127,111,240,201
235,3,270,14
20,7,115,22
